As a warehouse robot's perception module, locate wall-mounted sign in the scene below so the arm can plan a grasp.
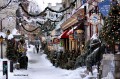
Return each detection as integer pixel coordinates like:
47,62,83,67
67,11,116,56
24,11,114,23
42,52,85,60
74,31,78,40
89,13,100,25
98,0,110,17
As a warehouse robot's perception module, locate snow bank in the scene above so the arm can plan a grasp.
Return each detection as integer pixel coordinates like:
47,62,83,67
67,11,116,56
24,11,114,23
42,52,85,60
102,72,114,79
0,44,98,79
91,33,98,40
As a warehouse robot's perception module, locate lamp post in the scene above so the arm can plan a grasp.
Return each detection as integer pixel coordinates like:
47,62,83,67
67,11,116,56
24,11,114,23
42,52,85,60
0,18,3,59
0,36,3,59
76,29,83,54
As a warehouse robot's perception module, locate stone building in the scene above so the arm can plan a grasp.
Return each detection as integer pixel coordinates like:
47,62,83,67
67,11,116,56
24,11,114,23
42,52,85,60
60,0,87,53
60,0,105,53
16,0,45,41
0,0,18,33
45,3,63,51
0,0,19,58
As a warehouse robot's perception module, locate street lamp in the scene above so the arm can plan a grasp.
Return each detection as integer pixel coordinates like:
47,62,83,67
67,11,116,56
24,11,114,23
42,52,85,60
76,29,83,54
0,36,3,59
7,30,10,35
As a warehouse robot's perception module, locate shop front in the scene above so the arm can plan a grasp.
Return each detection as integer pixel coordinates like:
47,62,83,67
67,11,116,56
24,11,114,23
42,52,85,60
60,3,87,53
59,30,69,52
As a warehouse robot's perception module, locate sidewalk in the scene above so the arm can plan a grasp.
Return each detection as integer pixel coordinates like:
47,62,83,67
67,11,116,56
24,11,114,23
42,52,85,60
0,45,98,79
0,45,53,79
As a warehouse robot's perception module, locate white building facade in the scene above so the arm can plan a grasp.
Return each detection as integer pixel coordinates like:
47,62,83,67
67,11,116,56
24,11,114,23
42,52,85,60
0,0,18,33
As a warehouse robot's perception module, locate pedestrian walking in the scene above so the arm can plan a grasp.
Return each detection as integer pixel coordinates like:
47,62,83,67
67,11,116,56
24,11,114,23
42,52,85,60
35,39,40,53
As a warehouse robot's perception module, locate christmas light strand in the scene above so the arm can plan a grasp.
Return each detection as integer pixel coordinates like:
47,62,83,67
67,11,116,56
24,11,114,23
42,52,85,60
19,0,76,17
0,0,12,11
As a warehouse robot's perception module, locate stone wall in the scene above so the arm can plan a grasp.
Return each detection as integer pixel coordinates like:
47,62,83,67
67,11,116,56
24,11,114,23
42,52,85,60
114,54,120,79
0,0,18,32
101,54,120,79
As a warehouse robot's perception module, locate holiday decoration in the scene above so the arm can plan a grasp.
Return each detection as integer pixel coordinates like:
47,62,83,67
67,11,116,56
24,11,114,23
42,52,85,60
100,2,120,53
19,0,76,17
6,39,18,62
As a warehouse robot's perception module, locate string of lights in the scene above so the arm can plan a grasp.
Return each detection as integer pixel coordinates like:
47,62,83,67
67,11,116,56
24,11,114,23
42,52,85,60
21,24,41,32
20,12,69,33
0,0,12,11
19,0,76,17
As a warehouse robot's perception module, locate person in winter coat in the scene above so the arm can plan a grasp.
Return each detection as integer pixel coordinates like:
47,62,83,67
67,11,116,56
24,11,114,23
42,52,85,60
18,53,28,69
35,39,40,53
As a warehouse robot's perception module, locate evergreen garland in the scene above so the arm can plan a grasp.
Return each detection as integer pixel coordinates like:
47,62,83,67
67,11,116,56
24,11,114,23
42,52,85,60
0,0,12,11
19,0,76,17
6,39,18,62
19,3,47,17
20,13,65,33
21,24,41,32
18,0,77,33
18,0,88,34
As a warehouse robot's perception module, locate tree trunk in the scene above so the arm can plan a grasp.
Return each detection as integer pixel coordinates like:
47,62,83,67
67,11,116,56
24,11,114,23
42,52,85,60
113,41,115,54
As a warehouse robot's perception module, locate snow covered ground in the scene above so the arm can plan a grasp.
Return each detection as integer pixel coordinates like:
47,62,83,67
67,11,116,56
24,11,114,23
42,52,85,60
0,45,98,79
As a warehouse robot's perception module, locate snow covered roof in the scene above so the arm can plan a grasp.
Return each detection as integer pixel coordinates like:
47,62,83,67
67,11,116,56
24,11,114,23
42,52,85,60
67,26,77,35
7,34,14,40
7,28,21,40
11,28,21,35
0,32,6,38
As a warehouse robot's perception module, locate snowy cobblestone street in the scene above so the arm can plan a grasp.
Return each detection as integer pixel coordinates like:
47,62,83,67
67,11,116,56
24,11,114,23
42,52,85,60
0,45,97,79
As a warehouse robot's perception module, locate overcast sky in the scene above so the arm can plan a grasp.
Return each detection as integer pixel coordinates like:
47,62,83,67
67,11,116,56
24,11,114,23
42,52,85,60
29,0,62,11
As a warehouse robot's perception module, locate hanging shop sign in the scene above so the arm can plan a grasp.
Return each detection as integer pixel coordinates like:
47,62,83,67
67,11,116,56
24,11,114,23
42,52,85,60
69,34,74,40
89,13,100,25
98,0,110,17
74,31,78,40
48,42,53,46
53,38,60,44
81,0,87,5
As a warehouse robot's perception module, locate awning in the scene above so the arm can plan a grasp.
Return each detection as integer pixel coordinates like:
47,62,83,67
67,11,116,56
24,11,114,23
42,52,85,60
59,30,69,39
67,26,78,35
61,17,78,30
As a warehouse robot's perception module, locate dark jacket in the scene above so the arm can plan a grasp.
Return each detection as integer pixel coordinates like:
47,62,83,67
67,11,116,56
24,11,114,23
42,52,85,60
18,55,28,69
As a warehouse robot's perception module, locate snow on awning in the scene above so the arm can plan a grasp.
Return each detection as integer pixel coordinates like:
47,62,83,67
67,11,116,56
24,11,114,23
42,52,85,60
67,26,78,35
59,30,69,39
